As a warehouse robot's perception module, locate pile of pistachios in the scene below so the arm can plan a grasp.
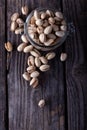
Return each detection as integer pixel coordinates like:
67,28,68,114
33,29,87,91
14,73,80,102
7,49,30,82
28,9,67,46
5,6,67,108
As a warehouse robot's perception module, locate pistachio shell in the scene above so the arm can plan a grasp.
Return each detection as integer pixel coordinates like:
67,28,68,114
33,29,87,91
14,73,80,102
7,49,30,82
21,6,29,15
22,72,30,81
61,20,66,25
34,10,40,20
52,24,59,32
15,28,24,34
55,31,65,37
48,17,55,24
11,13,19,21
55,12,63,19
37,26,44,34
23,45,33,53
21,34,28,43
46,10,53,16
27,56,35,66
60,53,67,61
43,20,49,27
17,43,27,52
29,33,37,39
35,57,41,67
47,34,56,40
39,33,46,43
11,21,17,31
44,39,54,46
5,42,13,52
36,19,43,26
30,16,35,25
41,12,46,19
28,26,37,33
39,56,48,64
30,71,40,78
30,78,39,88
60,25,67,31
38,99,45,108
27,66,36,73
39,65,50,72
46,52,56,60
44,26,52,35
16,18,24,27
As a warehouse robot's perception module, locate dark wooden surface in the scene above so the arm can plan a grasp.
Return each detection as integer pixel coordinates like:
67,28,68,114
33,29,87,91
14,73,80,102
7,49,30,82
0,0,87,130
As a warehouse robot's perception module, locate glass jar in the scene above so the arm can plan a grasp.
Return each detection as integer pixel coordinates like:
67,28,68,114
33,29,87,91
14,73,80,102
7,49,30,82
24,7,68,51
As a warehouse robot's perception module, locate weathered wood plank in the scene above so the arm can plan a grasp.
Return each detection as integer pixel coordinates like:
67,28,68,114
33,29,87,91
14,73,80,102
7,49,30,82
0,1,7,130
63,0,87,129
7,0,67,130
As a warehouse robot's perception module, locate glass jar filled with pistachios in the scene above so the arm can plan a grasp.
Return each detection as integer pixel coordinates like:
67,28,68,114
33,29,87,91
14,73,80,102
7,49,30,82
24,8,68,51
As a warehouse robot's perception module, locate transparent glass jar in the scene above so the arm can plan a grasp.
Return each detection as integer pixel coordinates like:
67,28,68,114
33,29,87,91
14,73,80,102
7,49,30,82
24,8,68,51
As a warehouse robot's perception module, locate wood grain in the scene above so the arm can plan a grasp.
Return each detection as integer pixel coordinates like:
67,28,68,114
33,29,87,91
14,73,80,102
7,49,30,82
0,1,7,130
7,0,66,130
63,0,87,129
0,0,86,129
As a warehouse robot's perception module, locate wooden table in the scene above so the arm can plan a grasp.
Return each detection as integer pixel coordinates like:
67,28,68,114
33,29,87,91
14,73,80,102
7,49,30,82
0,0,87,130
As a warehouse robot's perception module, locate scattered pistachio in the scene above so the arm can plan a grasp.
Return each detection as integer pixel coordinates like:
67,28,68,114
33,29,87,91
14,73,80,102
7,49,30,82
38,99,45,108
5,41,13,52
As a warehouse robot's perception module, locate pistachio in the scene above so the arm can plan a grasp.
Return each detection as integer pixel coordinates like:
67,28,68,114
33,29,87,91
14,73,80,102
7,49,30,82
46,52,56,60
41,12,46,19
39,56,48,64
11,13,19,21
60,53,67,61
21,6,29,15
48,17,55,24
30,16,35,25
30,71,40,78
10,21,17,31
21,34,28,43
15,28,24,34
23,45,33,53
52,24,59,31
55,12,63,19
30,78,39,88
17,43,27,52
46,10,52,16
33,49,41,56
39,65,50,72
38,99,45,108
44,39,54,46
54,17,61,22
61,20,66,25
39,33,46,43
27,56,35,66
35,57,41,67
44,26,52,35
34,10,40,20
28,26,37,33
33,39,41,44
36,19,43,26
30,50,40,57
29,33,37,39
43,20,49,27
22,72,30,81
5,41,13,52
55,31,65,37
16,18,24,27
60,25,67,31
47,34,56,40
27,66,36,73
37,26,44,34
